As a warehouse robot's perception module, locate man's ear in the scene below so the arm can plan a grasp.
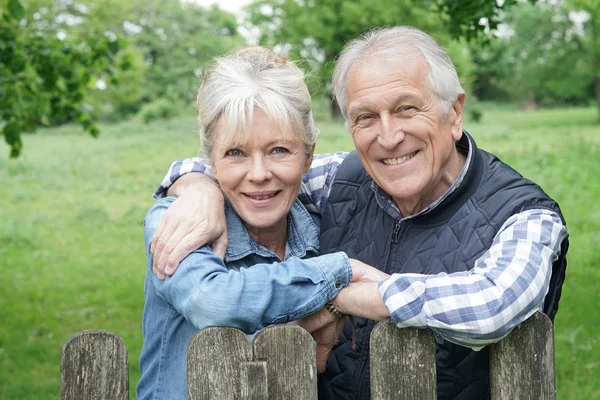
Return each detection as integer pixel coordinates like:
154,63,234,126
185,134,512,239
450,93,466,141
304,145,315,173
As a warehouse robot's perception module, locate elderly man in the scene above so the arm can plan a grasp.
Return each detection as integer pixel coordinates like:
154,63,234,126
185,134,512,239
151,26,568,399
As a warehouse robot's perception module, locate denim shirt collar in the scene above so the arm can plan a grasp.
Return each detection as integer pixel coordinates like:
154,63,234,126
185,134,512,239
224,199,320,262
371,131,473,220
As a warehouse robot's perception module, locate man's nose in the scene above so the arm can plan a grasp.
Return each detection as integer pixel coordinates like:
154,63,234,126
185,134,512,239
248,156,272,182
378,114,405,150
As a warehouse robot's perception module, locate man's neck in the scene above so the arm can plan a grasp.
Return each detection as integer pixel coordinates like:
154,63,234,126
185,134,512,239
396,150,467,217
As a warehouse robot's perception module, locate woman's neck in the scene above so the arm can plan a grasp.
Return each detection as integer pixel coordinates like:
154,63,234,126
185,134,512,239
245,219,288,260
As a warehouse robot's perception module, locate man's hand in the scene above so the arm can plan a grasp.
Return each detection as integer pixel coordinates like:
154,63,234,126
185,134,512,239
151,174,227,279
295,308,345,372
349,259,390,283
332,282,390,321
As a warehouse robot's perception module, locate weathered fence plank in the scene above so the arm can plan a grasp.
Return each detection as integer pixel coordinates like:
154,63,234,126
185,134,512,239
240,361,268,400
187,327,253,400
253,325,318,400
60,330,128,400
490,312,555,400
61,313,556,399
370,320,437,400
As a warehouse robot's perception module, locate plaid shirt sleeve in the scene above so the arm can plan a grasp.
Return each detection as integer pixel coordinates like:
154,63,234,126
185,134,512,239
153,152,349,213
297,152,348,214
378,208,569,350
153,158,213,200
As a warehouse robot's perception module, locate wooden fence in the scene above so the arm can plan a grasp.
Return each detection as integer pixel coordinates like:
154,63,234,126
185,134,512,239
60,312,555,399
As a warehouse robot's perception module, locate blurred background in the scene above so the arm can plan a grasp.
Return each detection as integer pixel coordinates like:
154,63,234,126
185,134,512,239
1,0,599,398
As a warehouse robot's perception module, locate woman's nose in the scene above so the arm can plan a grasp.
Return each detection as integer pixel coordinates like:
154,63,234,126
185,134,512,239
248,156,272,182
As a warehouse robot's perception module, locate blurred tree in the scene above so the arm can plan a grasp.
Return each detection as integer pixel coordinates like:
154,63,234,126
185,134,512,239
472,1,593,108
0,0,127,157
78,0,243,117
568,0,600,120
245,0,518,118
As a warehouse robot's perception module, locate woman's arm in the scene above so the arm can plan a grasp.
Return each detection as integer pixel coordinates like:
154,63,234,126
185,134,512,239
144,197,352,334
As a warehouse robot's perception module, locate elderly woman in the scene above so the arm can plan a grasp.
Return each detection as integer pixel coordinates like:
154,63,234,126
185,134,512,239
137,47,383,400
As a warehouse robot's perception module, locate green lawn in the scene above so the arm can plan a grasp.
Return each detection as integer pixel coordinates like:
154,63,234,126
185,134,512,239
1,105,599,399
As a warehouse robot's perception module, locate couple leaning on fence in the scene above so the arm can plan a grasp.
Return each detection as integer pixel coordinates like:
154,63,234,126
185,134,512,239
137,26,569,400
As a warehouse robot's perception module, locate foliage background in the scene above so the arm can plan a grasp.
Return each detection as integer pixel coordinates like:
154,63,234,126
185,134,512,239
1,0,599,398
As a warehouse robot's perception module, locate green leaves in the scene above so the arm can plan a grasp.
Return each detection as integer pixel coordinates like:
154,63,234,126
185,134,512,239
0,0,127,157
7,0,24,20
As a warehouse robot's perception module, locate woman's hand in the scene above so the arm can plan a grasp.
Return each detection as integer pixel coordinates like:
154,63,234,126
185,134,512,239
151,174,227,279
349,258,390,283
294,308,345,372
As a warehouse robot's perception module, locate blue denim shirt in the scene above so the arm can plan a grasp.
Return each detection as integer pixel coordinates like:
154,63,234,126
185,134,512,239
137,197,352,400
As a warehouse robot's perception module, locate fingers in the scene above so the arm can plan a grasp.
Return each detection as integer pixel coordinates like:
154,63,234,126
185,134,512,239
155,224,189,278
163,235,200,276
211,230,228,260
316,342,333,373
296,308,336,334
151,214,169,270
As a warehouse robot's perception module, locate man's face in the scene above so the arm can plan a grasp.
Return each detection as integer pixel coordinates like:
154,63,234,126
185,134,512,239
345,56,465,216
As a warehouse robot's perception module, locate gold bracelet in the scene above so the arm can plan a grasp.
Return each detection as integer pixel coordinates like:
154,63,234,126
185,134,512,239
324,301,344,317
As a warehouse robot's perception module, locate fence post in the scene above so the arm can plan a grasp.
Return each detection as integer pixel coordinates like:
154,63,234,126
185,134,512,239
253,325,318,400
240,361,268,400
187,327,253,400
490,311,555,400
370,320,437,400
60,330,128,400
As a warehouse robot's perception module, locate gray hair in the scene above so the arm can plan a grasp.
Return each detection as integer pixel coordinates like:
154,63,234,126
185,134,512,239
197,46,318,158
332,26,464,122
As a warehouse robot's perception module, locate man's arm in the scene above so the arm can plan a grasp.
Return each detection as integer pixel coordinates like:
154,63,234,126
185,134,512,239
332,209,568,350
151,174,228,277
151,152,348,275
145,197,353,334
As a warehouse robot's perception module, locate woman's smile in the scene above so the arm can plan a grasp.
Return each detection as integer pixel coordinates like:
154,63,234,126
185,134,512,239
242,190,282,207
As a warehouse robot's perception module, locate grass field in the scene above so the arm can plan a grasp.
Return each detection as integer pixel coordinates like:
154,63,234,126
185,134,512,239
1,104,599,399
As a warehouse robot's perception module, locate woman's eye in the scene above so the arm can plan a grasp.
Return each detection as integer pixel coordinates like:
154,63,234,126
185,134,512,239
270,146,289,154
225,148,243,157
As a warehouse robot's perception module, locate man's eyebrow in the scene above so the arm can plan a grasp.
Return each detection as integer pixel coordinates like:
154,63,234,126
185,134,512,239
348,93,422,118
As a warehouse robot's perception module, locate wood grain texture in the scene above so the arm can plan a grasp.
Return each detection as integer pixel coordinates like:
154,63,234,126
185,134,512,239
240,361,268,400
370,320,437,400
490,312,555,400
60,330,128,400
253,325,318,400
187,327,252,400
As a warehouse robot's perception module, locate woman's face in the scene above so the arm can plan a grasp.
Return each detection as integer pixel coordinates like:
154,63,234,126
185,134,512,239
211,110,313,232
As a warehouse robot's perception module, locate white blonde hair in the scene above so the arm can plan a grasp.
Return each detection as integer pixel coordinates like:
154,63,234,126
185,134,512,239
332,26,464,122
197,46,318,158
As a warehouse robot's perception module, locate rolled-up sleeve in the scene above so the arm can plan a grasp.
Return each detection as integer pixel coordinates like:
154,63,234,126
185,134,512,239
144,198,351,334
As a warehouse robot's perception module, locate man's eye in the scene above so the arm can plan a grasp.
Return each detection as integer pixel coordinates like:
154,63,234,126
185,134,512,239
225,148,244,157
270,146,289,154
356,114,373,124
399,106,415,112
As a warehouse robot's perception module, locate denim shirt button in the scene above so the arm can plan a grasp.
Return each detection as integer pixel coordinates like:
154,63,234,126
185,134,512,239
335,280,342,289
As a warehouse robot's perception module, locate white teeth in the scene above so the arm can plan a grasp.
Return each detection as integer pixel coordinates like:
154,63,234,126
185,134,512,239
249,193,276,200
382,151,417,165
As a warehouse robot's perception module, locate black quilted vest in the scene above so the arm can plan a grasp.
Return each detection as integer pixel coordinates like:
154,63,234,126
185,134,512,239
317,132,568,400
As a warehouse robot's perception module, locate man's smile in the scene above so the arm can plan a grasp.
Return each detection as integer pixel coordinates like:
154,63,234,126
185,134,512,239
381,150,419,165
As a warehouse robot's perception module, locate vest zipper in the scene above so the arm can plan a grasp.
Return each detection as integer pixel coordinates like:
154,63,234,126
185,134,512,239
354,219,404,398
392,220,402,243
